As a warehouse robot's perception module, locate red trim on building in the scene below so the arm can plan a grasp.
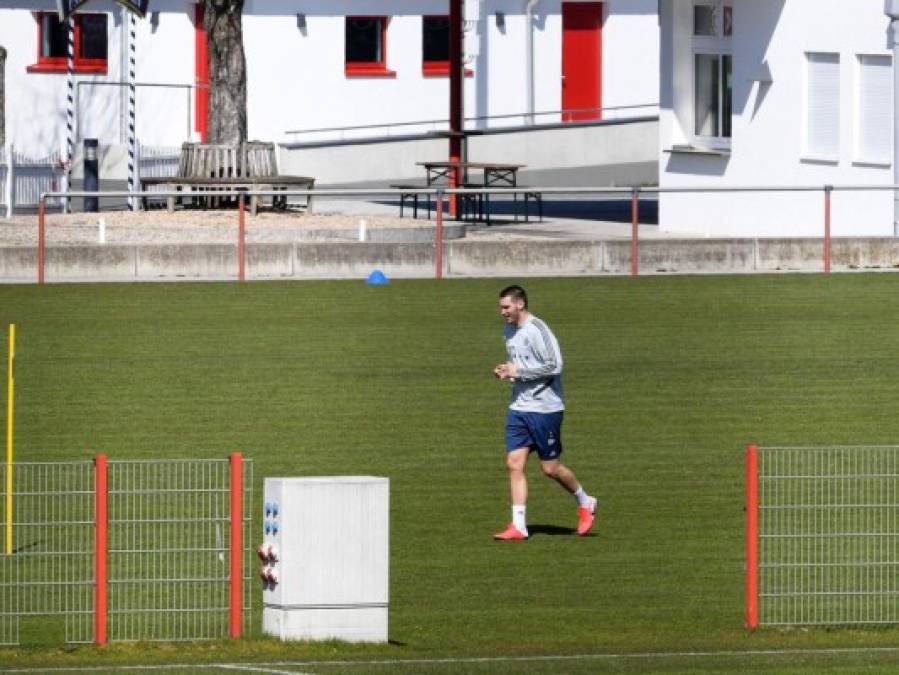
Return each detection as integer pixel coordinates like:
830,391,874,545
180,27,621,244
27,11,108,75
422,61,473,77
194,4,209,141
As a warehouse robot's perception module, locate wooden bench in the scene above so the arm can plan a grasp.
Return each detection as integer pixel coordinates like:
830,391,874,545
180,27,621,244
389,183,432,219
140,142,315,215
459,184,543,225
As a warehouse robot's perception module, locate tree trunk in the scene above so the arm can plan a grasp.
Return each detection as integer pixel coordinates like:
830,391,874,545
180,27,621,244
0,46,6,147
204,0,246,144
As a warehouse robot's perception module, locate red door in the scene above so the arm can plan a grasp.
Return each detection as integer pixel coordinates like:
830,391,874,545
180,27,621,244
562,2,603,121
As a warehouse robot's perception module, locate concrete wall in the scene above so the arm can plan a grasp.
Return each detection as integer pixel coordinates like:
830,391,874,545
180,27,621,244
658,0,894,236
0,1,659,160
279,117,660,186
6,237,899,283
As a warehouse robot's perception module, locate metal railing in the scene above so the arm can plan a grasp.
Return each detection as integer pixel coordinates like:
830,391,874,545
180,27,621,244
746,444,899,628
283,103,659,143
0,454,252,645
26,182,899,283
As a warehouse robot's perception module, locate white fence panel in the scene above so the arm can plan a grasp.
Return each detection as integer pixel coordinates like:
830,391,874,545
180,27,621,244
138,144,180,179
0,146,65,214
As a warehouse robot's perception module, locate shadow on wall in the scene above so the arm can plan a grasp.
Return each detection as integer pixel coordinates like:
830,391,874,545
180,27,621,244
664,152,728,178
734,0,785,117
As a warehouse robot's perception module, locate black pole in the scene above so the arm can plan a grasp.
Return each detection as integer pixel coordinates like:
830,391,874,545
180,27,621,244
83,138,99,212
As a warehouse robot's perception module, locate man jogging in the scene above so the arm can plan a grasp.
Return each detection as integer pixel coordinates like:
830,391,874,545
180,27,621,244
493,285,597,540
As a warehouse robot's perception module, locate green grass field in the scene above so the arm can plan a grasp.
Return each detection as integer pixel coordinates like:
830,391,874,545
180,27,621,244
3,274,899,673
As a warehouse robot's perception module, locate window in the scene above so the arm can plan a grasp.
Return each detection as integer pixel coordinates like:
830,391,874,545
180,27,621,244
692,2,732,147
423,16,450,75
27,12,108,74
345,16,395,77
806,52,840,160
421,15,473,77
856,54,892,165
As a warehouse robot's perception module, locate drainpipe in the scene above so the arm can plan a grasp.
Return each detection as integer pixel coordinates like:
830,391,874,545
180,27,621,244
887,1,899,235
525,0,541,124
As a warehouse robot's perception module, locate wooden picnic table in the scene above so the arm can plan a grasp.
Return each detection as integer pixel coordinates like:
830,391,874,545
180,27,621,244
416,161,525,187
415,161,539,224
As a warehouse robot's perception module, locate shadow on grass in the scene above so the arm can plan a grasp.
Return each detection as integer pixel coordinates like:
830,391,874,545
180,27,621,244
527,524,576,536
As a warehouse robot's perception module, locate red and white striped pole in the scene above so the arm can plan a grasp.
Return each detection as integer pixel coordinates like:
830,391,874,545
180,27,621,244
745,443,759,630
229,452,243,638
94,453,108,645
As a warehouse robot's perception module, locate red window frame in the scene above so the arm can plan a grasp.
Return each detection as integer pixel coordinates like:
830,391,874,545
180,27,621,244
422,15,473,77
27,11,108,75
345,16,396,77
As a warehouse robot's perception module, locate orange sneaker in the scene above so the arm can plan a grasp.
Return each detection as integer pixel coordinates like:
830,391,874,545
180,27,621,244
576,497,598,536
493,523,528,540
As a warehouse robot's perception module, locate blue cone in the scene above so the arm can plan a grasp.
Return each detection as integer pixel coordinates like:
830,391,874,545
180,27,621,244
366,269,390,285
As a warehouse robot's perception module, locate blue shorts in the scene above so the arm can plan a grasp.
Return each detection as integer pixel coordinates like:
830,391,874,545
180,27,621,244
505,409,564,461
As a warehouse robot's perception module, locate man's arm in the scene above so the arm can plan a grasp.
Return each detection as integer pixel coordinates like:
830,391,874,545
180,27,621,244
505,321,563,382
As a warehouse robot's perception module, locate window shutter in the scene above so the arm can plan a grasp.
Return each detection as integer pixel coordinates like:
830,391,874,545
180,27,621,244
807,53,840,158
858,55,892,164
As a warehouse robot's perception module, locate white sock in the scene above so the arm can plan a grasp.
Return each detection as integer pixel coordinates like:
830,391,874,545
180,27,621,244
512,505,527,533
574,486,591,507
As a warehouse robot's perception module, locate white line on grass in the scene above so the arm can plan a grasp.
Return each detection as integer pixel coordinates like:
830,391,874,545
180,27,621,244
219,665,312,675
6,647,899,673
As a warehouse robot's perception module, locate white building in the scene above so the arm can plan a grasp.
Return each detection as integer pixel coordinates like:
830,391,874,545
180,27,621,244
659,0,895,237
0,1,659,169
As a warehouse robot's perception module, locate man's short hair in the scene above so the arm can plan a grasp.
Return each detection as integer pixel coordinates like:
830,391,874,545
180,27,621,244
499,285,528,309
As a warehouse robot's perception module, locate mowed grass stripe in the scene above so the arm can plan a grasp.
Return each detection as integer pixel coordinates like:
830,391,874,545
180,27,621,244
2,275,899,671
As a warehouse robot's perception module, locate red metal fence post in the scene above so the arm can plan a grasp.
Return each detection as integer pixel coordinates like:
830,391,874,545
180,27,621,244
435,193,445,280
631,187,640,277
94,453,108,645
238,193,246,282
745,443,759,630
38,199,46,285
823,185,832,274
229,452,243,638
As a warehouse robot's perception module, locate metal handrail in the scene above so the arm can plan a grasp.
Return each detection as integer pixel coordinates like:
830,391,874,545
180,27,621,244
283,103,659,137
35,184,899,202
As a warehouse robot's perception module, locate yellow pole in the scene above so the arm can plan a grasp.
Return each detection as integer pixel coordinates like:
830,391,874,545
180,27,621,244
5,324,14,555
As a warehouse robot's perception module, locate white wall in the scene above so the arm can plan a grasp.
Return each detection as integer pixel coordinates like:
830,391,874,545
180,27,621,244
0,1,194,163
659,0,894,236
2,1,659,170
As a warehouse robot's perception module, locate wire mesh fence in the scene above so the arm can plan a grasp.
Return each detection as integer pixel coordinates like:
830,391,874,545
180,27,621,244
0,461,95,645
107,459,253,641
0,456,253,645
756,446,899,626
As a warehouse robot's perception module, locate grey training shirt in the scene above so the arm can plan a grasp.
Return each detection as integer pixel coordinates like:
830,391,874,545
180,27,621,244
503,315,565,413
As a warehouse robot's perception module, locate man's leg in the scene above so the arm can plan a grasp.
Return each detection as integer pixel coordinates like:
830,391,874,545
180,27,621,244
539,459,579,493
495,447,530,540
507,447,529,505
540,460,597,536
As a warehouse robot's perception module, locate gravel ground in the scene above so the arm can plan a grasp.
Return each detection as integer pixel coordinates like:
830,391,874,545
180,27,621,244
0,209,433,245
0,209,533,245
